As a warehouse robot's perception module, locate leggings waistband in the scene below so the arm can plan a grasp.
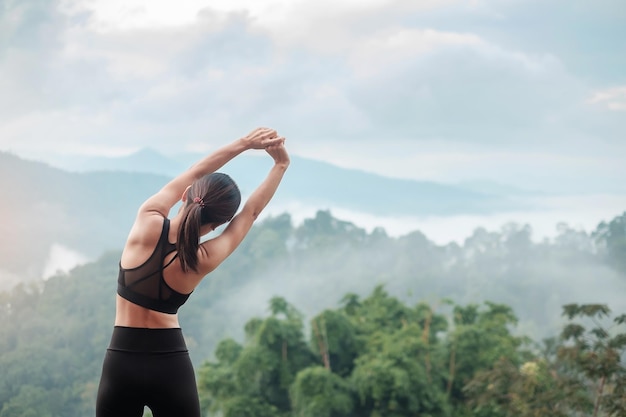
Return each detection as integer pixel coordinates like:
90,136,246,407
108,326,188,353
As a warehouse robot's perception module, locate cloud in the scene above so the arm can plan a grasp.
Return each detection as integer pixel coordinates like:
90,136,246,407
411,0,626,82
589,86,626,111
349,27,483,66
0,0,624,191
43,243,88,280
343,33,574,140
0,0,69,118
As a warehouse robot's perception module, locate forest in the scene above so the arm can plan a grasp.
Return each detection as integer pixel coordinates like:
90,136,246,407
0,210,625,416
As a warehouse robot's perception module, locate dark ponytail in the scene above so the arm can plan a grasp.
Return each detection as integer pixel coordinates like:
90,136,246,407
177,172,241,272
177,203,203,273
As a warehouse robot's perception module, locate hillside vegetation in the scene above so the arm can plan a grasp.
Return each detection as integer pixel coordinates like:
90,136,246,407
0,210,625,416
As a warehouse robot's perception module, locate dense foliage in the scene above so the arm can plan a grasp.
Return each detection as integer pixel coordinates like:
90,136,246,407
198,292,626,417
0,210,625,416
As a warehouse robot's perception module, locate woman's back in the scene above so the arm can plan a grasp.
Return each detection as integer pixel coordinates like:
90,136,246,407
97,128,289,417
116,209,215,327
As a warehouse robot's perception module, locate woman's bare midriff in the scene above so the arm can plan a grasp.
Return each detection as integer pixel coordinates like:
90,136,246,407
114,295,181,328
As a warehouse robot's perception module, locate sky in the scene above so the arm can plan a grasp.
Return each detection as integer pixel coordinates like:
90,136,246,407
1,0,625,192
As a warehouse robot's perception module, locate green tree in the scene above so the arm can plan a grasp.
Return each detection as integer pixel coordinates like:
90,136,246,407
593,212,626,275
445,302,528,414
464,356,589,417
342,286,450,417
350,323,449,417
291,367,353,417
309,309,360,376
464,304,626,417
559,304,626,416
197,297,315,417
295,210,366,251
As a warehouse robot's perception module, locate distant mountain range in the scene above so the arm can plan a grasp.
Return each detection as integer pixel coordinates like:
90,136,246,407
41,147,528,215
0,149,530,289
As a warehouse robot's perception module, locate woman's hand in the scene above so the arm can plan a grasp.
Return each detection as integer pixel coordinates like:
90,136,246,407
242,127,282,149
265,140,290,168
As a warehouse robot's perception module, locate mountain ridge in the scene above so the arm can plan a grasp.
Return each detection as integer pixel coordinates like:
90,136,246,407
26,147,524,216
0,149,527,289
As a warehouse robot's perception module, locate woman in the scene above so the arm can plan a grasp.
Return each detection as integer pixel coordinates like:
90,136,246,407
96,127,289,417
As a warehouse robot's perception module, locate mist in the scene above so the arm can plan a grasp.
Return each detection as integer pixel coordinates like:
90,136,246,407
263,193,626,243
181,209,626,363
42,243,89,280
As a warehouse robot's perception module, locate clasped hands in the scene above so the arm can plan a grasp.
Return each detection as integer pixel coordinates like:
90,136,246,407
243,127,285,149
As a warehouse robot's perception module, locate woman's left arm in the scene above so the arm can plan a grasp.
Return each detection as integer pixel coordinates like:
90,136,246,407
139,127,280,217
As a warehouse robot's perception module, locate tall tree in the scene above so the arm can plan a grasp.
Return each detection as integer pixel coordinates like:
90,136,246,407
593,212,626,275
464,304,626,417
197,297,315,417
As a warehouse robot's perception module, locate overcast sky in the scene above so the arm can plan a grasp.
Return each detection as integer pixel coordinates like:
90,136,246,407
1,0,625,191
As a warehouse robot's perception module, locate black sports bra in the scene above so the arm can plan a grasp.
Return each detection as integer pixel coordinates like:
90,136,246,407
117,218,191,314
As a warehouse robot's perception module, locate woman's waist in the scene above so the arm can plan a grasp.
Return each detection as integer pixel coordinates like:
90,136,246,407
115,294,181,329
108,326,188,353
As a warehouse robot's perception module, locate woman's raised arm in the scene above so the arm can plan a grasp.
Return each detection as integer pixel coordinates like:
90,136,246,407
198,141,290,273
139,128,281,217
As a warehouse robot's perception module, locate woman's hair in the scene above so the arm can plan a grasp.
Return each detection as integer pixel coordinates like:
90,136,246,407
177,172,241,272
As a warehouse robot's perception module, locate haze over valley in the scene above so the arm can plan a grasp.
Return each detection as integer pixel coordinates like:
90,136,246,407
2,149,624,288
1,150,624,353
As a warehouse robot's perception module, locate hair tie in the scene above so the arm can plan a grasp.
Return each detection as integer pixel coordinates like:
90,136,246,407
193,197,205,207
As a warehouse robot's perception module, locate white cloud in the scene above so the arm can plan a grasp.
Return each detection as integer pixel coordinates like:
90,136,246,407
348,28,484,77
589,86,626,111
43,243,89,280
1,0,624,194
63,0,226,31
75,0,461,53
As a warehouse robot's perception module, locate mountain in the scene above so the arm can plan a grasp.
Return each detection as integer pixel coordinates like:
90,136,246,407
0,151,168,288
0,149,526,289
456,180,545,197
49,148,524,216
69,148,184,174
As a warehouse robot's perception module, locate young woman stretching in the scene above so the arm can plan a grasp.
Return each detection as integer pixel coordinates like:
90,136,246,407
96,127,289,417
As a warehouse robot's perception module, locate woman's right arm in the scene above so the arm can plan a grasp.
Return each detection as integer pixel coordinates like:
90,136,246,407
198,142,290,273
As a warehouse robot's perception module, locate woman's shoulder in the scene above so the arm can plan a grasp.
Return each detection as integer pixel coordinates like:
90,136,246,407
126,214,167,247
120,214,168,268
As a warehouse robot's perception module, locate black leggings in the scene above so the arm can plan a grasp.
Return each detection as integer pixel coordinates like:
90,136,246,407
96,326,201,417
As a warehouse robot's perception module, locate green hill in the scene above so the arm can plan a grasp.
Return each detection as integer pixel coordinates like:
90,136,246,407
0,210,624,416
0,152,167,286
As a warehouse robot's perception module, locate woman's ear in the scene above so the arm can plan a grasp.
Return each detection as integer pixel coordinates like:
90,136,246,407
181,185,192,202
